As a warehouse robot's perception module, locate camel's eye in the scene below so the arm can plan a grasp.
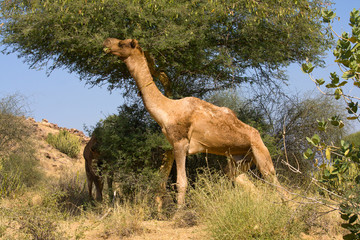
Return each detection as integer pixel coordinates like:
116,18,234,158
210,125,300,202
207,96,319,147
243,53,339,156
118,42,124,48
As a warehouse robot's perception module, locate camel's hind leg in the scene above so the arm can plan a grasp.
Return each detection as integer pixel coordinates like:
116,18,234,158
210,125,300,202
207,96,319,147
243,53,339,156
250,129,279,186
226,153,256,193
107,171,114,202
156,149,175,213
94,176,104,202
174,139,189,207
85,163,94,199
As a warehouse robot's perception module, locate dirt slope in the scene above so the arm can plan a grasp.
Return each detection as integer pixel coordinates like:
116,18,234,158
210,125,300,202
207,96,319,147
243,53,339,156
26,118,89,178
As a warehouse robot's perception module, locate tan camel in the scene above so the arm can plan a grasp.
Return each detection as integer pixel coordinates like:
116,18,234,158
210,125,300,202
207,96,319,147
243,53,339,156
103,38,281,206
84,135,113,202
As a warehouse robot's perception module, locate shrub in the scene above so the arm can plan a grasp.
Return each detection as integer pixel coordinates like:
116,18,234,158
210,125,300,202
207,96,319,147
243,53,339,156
0,94,33,156
0,152,42,198
46,130,81,158
190,170,305,240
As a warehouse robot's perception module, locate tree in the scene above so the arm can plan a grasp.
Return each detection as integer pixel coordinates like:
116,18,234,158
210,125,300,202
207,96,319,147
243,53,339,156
302,8,360,240
1,0,333,98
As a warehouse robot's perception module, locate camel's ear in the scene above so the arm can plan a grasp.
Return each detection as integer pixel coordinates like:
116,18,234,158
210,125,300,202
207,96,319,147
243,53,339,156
130,39,138,48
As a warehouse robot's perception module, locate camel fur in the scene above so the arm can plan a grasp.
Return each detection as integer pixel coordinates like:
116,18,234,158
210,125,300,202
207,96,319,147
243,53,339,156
103,38,281,206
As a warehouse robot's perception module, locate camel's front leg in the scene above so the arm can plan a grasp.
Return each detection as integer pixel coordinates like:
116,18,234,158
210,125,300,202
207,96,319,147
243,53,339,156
173,139,189,207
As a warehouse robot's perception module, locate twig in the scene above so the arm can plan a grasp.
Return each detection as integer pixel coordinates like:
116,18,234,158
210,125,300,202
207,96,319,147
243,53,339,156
98,208,112,221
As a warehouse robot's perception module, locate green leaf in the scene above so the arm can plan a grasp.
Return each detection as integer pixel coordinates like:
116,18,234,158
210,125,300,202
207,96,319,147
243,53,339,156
303,148,314,159
330,72,340,84
321,9,336,23
342,71,356,79
338,81,348,87
334,88,343,100
326,83,337,88
315,78,325,85
342,213,350,221
341,223,353,230
301,63,315,73
312,134,320,145
317,119,328,131
349,215,358,224
343,233,356,240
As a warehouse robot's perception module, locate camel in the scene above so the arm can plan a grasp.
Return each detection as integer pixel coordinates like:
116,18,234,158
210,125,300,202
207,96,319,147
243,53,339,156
103,38,281,206
83,135,113,202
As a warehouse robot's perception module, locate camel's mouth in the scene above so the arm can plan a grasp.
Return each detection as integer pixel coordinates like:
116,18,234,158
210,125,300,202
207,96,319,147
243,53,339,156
103,47,110,53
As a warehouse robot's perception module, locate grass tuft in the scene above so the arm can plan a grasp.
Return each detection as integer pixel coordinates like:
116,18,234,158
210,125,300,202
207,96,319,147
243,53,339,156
190,170,305,240
46,130,81,158
0,152,42,198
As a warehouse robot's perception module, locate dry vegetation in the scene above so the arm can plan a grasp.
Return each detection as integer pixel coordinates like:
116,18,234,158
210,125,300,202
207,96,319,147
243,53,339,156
0,118,347,240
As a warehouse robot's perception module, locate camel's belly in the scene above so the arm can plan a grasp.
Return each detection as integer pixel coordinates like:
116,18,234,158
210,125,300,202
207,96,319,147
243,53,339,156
188,134,251,156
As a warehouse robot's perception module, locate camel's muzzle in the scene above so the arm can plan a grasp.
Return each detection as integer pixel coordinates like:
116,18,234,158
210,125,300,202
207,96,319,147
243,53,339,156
103,47,110,53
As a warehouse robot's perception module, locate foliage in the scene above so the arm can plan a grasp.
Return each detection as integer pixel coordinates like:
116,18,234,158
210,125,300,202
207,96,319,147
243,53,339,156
92,103,170,200
302,8,360,240
46,130,81,158
0,94,32,157
0,152,42,198
0,94,42,198
0,0,333,98
190,170,306,240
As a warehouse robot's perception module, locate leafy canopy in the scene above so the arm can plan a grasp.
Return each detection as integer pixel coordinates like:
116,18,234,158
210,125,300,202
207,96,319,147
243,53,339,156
1,0,332,98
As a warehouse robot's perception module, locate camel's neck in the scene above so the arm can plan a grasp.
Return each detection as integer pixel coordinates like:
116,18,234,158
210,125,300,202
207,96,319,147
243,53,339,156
124,54,170,124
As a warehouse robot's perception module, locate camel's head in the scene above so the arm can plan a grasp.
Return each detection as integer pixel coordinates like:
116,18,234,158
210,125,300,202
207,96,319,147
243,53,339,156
103,38,140,60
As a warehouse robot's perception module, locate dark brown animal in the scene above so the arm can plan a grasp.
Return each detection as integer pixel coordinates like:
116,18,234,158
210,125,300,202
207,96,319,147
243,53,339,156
84,135,114,201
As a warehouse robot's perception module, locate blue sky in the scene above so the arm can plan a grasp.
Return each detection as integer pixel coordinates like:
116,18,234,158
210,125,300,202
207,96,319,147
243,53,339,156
0,0,359,135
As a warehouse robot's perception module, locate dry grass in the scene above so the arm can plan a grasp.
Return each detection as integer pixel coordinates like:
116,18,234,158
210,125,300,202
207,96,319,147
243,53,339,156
189,169,344,240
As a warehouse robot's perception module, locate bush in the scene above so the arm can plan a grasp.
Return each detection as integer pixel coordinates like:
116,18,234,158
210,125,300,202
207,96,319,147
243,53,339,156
0,152,42,198
0,94,33,158
46,130,81,158
190,170,305,240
